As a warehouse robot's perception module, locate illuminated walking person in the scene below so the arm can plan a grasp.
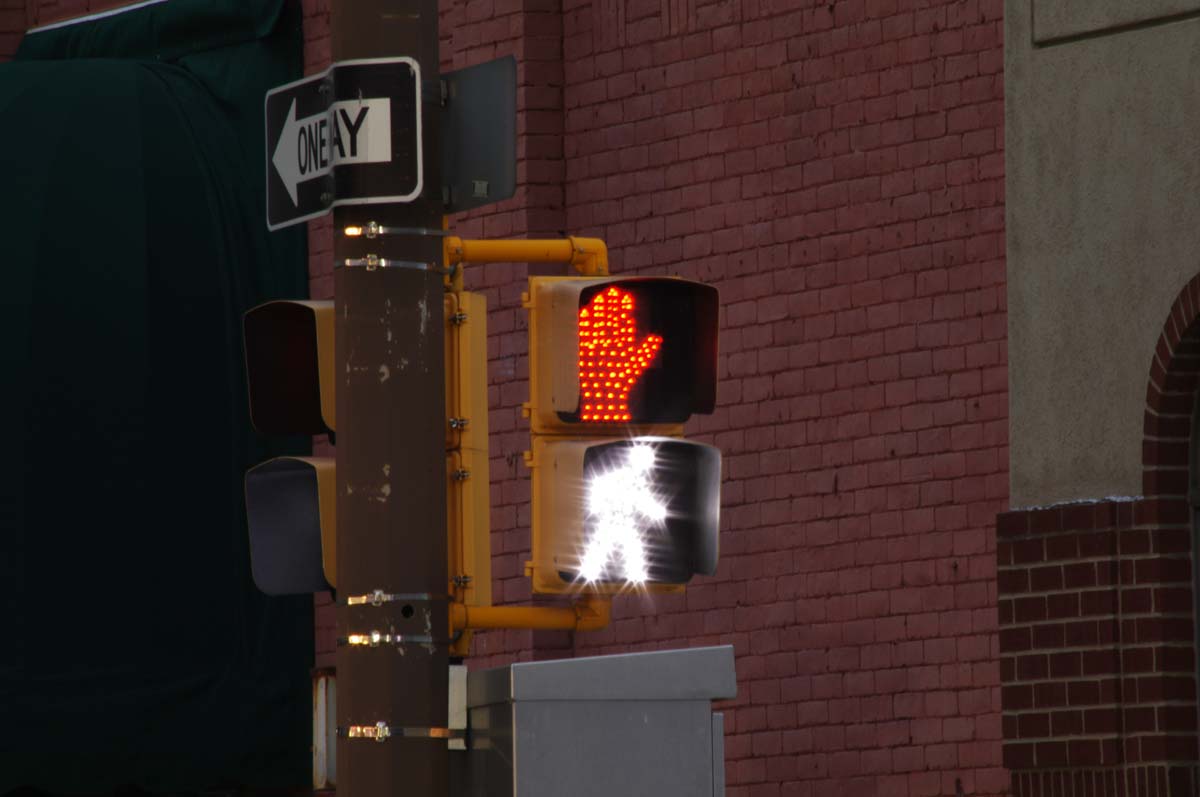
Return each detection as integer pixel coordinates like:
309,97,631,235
579,444,667,584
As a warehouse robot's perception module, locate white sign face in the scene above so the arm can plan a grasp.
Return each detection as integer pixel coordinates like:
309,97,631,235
271,98,393,205
264,58,422,231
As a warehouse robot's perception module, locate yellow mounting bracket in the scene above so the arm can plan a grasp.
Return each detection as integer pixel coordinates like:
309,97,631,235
440,233,613,640
443,236,610,288
450,595,611,633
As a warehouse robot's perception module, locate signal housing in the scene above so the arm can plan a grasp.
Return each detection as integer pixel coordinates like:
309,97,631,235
525,274,721,595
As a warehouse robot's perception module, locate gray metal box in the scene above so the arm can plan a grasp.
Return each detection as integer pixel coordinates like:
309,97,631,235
452,646,736,797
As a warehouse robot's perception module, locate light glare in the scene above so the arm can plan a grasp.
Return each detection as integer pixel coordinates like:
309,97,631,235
580,443,664,584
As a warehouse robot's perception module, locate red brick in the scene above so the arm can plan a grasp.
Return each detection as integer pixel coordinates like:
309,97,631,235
272,0,1019,791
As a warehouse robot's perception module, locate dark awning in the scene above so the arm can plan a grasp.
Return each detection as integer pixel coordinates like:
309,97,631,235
1,1,312,792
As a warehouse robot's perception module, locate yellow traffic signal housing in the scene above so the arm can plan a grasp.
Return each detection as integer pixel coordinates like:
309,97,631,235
525,277,718,435
245,456,336,593
242,295,492,616
243,300,335,435
242,299,337,596
444,291,493,656
524,275,722,595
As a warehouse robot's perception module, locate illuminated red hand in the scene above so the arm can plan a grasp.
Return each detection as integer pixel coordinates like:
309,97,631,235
578,286,662,422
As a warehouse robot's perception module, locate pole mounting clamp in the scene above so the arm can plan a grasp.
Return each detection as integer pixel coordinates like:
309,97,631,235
342,590,448,607
339,723,462,741
339,631,448,647
341,255,442,272
344,221,450,239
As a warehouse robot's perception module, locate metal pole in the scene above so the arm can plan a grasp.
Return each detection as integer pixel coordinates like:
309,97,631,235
332,2,447,797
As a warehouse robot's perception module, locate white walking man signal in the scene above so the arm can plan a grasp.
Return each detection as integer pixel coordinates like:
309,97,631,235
579,444,667,584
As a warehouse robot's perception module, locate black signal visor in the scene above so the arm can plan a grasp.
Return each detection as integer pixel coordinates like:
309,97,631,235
245,458,330,595
244,302,329,436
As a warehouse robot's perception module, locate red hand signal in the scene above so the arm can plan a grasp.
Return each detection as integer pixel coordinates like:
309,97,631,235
578,286,662,422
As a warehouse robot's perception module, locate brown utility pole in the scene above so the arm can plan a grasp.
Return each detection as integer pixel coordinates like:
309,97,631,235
332,2,447,796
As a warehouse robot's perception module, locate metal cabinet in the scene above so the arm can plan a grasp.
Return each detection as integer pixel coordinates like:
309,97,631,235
452,645,736,797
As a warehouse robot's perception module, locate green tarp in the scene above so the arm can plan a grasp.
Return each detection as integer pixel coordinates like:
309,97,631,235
1,1,312,792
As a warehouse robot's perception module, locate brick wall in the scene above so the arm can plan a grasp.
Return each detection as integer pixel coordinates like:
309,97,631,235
5,0,1011,793
0,0,24,60
1011,765,1200,797
996,277,1200,796
19,0,128,40
997,501,1199,795
549,1,1010,795
17,0,1013,793
304,0,1011,793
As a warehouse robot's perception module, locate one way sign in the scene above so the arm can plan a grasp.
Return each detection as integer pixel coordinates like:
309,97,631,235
265,57,422,231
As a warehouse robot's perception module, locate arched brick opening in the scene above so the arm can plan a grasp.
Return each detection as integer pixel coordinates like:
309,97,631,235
1144,275,1200,499
1136,277,1200,792
996,278,1200,796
